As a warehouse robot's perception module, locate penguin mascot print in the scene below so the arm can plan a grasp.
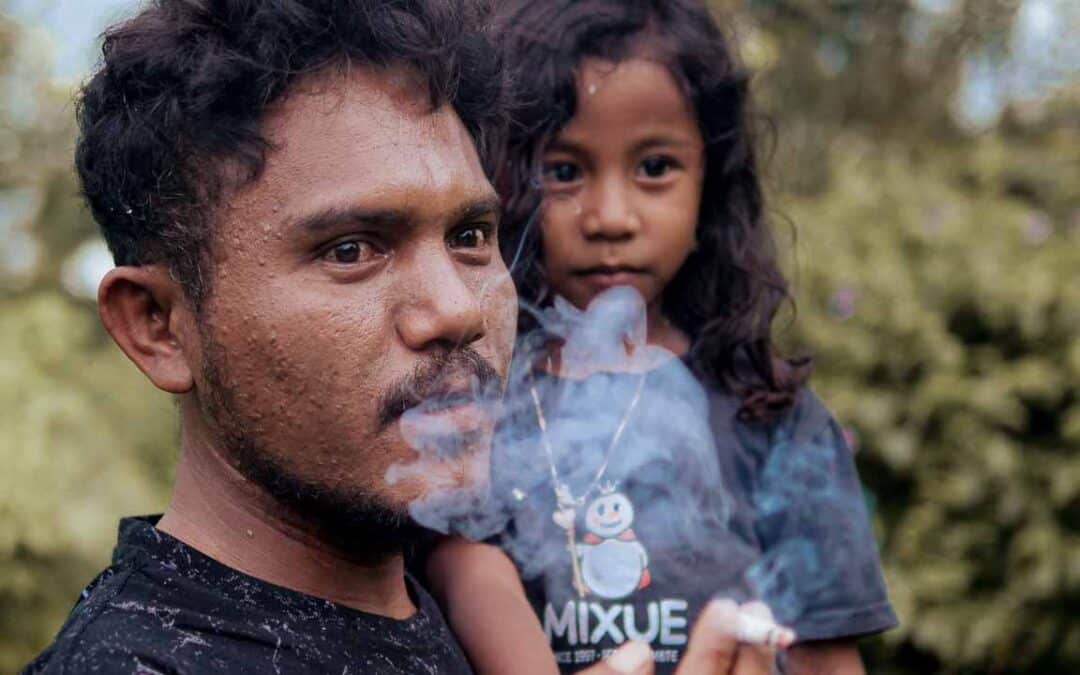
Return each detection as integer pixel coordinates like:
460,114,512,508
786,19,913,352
578,484,650,600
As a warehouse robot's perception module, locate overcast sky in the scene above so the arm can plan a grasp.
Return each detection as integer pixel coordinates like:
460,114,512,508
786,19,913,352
8,0,1076,90
8,0,136,81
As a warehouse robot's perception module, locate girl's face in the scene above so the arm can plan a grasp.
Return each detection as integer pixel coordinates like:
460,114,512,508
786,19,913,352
540,57,705,314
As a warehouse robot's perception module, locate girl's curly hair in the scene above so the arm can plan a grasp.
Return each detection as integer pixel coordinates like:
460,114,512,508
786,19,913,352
491,0,811,422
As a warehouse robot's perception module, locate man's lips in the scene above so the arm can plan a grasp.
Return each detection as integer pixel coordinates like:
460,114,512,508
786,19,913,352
389,372,499,422
401,389,494,437
413,391,477,414
378,349,502,434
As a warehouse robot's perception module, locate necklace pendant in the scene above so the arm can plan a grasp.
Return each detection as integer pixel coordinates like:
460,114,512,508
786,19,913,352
553,483,577,531
555,483,576,509
552,506,576,531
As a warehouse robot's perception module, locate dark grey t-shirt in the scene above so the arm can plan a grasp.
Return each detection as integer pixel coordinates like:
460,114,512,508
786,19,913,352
25,516,473,674
493,360,897,673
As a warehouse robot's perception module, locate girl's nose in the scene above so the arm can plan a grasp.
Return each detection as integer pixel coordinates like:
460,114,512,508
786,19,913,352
581,178,641,241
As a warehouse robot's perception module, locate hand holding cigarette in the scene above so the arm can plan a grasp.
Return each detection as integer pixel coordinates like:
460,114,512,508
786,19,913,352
733,606,796,649
597,599,795,674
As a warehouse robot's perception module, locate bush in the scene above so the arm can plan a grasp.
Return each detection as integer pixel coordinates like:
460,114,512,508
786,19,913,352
0,293,175,671
782,130,1079,673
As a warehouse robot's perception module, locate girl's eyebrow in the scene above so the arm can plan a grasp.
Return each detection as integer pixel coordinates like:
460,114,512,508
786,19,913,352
545,134,695,157
544,138,585,155
629,135,696,154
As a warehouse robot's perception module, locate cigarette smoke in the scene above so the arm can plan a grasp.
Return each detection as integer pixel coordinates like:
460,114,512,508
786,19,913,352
389,284,861,631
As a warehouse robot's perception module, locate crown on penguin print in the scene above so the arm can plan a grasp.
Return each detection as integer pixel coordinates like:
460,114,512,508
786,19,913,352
599,481,619,496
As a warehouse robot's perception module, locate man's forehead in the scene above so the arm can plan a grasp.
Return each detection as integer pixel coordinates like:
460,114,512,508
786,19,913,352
265,64,434,130
229,65,491,230
263,67,476,169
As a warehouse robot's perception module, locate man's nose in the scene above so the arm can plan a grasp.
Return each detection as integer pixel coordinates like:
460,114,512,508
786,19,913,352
396,252,486,352
581,175,641,242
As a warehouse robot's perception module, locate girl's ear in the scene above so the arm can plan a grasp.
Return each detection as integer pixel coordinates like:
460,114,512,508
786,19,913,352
97,265,196,394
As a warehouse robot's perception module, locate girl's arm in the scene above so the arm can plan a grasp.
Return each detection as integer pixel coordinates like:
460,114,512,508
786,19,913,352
786,639,866,675
426,537,558,675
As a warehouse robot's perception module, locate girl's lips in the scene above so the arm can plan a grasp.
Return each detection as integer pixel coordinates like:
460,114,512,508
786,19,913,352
575,268,647,289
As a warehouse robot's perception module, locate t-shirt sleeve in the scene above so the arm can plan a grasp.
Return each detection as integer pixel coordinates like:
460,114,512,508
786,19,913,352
748,388,898,642
26,648,181,675
23,612,187,675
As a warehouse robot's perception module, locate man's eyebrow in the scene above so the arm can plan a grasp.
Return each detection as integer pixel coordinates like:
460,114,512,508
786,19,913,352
451,195,502,225
289,195,501,237
290,205,409,236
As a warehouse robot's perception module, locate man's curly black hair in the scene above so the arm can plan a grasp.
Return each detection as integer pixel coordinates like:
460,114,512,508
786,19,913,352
76,0,506,308
490,0,810,422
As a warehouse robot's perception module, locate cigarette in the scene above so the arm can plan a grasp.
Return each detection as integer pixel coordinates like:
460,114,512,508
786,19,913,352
734,610,796,649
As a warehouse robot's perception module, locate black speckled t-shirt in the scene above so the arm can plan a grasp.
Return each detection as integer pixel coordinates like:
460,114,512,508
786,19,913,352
24,516,473,674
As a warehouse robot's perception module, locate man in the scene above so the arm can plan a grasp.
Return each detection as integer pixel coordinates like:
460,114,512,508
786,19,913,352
26,1,773,673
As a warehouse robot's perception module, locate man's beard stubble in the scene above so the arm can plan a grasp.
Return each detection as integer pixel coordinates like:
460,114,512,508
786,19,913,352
195,327,501,560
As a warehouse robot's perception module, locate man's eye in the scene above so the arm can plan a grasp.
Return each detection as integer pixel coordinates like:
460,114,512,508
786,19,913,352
450,226,489,249
543,161,581,183
639,156,676,179
322,240,374,264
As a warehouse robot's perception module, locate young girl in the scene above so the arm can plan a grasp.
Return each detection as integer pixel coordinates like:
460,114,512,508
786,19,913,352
425,1,896,673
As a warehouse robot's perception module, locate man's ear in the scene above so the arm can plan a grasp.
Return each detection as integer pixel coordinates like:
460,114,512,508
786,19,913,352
98,265,196,394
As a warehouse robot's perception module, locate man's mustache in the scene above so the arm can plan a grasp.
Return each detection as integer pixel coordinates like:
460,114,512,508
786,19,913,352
377,349,502,432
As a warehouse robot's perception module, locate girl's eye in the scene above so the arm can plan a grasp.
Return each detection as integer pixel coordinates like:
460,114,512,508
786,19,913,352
639,156,677,179
449,226,490,250
323,240,376,264
543,161,581,184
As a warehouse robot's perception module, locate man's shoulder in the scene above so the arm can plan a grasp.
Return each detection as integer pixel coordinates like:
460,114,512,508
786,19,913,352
27,553,472,675
24,563,143,673
24,562,231,674
25,629,187,675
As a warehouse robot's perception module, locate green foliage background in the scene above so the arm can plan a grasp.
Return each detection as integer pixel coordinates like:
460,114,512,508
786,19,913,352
0,1,1076,672
0,11,177,670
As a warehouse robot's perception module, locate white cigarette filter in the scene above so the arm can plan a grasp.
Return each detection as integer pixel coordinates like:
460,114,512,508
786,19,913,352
734,610,797,649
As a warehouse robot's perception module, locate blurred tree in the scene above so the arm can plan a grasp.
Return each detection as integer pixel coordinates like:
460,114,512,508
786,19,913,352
0,9,175,671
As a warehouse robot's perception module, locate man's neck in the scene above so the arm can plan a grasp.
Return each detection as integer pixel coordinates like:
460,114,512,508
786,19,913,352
157,425,416,620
